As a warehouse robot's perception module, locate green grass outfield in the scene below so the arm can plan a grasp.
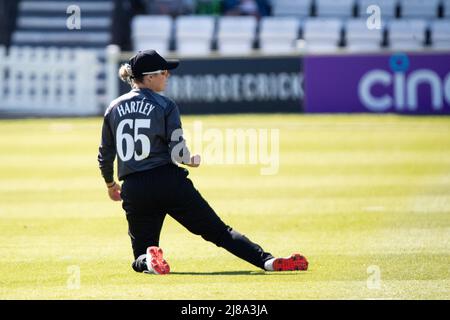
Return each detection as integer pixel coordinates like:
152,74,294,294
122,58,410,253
0,114,449,300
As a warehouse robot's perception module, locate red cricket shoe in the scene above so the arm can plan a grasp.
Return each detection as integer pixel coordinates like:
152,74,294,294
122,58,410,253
272,253,308,271
145,246,170,275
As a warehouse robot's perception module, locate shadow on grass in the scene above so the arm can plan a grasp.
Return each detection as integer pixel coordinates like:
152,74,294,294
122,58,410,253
169,271,308,276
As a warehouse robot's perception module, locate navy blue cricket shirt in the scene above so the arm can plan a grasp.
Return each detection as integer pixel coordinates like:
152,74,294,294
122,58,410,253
98,88,190,183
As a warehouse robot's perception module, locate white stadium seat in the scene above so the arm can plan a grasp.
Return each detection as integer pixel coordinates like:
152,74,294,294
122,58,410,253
217,16,257,55
316,0,355,18
444,0,450,18
345,18,384,52
303,18,343,52
430,20,450,50
259,17,300,54
271,0,312,17
388,19,427,51
357,0,397,19
175,15,215,56
400,0,439,19
132,15,172,55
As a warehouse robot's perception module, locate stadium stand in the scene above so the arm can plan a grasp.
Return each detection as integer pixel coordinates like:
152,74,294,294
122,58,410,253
3,0,450,56
0,1,18,47
111,0,147,51
345,18,384,51
444,0,450,17
315,0,355,18
1,0,450,116
195,0,222,15
146,0,195,15
12,0,114,52
131,15,173,54
431,19,450,49
175,15,216,55
357,0,397,19
271,0,312,17
6,0,118,114
1,1,449,57
259,16,300,54
216,15,257,54
387,19,428,51
222,0,271,16
400,0,440,19
303,18,343,52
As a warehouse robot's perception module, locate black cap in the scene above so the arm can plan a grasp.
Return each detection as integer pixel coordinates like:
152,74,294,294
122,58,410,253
129,50,179,77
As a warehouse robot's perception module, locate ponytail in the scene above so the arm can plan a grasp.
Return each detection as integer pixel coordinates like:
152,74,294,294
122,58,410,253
118,63,134,86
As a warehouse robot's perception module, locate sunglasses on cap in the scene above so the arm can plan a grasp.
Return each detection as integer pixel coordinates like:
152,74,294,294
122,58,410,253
142,70,169,76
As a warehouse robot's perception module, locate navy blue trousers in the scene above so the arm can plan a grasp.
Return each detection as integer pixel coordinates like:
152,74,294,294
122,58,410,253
120,163,273,272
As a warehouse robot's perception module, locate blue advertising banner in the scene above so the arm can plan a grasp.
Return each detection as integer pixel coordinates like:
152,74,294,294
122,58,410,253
305,52,450,114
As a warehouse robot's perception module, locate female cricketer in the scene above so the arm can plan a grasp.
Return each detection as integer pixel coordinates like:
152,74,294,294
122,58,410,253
97,49,308,274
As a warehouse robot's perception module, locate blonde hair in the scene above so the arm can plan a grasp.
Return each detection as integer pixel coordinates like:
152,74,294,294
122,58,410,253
119,63,141,88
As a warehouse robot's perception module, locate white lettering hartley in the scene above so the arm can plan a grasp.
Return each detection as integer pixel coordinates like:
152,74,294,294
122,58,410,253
117,100,156,117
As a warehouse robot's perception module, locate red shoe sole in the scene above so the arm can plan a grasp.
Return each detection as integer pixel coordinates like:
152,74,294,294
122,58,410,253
146,246,170,275
272,253,308,271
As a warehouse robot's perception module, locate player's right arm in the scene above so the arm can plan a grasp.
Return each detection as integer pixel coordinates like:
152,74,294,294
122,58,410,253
98,111,122,201
185,154,201,167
